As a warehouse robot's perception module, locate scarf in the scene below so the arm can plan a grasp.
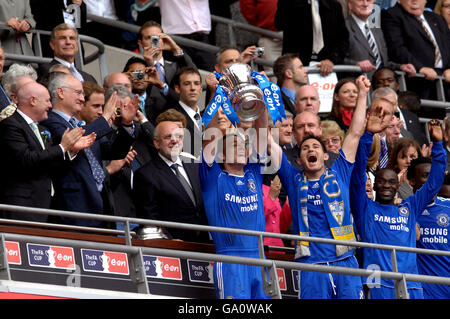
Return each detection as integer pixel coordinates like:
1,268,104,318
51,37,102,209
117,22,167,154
296,169,356,259
341,108,354,127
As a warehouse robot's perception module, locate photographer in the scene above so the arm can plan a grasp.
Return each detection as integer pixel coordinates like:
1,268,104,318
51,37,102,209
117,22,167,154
123,56,179,125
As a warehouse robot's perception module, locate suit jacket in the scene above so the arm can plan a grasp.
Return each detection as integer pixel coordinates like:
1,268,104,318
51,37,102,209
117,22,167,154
400,108,427,146
104,121,156,218
344,15,401,79
133,154,209,243
172,102,202,159
281,89,296,116
37,58,97,84
144,51,196,124
0,111,67,222
381,4,450,71
275,0,349,65
40,111,134,227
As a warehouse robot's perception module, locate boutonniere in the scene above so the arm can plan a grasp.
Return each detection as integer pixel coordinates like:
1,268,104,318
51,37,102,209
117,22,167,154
41,130,51,144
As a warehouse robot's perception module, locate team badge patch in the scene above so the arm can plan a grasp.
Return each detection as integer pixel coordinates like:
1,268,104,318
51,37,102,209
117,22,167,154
437,214,449,227
329,200,345,226
248,179,257,193
399,206,410,216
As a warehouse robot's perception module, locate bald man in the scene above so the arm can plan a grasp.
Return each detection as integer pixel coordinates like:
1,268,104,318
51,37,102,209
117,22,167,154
294,85,321,114
103,72,133,92
0,82,94,222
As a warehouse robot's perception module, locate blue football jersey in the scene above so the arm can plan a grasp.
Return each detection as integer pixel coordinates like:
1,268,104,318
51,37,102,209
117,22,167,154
417,197,450,299
200,157,265,255
278,149,355,264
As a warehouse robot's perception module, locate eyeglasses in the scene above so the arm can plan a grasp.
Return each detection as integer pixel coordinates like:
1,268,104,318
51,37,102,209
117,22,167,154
321,137,341,145
61,86,84,97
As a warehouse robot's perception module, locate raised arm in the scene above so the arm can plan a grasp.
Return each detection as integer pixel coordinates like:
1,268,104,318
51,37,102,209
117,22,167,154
341,75,371,162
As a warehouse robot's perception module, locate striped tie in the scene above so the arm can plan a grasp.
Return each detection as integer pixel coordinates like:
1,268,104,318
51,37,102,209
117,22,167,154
365,24,382,69
416,16,442,67
379,138,388,169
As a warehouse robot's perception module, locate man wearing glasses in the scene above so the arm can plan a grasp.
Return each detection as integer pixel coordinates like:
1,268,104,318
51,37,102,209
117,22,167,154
40,73,137,228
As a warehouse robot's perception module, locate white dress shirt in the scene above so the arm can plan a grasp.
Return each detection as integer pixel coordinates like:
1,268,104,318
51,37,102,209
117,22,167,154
158,0,211,34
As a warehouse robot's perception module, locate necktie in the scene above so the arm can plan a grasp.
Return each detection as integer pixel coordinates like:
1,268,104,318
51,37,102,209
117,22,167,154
85,147,105,189
379,138,388,169
365,24,382,69
30,122,45,150
69,64,84,82
30,122,54,195
194,112,202,130
311,0,324,55
171,163,196,206
416,16,442,67
69,116,78,128
155,61,166,84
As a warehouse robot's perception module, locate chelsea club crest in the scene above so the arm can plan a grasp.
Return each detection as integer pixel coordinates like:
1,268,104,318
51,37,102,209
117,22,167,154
248,179,257,193
437,214,449,227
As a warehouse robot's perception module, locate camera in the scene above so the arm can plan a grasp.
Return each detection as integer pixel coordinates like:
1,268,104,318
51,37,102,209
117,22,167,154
151,35,160,48
115,106,121,118
254,47,265,58
132,71,145,81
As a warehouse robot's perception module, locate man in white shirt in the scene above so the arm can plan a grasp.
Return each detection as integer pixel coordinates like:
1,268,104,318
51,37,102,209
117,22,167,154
173,67,203,159
158,0,216,71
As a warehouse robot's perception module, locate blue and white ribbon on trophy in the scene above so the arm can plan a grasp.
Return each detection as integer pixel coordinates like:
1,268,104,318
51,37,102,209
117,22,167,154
251,72,287,125
201,71,286,128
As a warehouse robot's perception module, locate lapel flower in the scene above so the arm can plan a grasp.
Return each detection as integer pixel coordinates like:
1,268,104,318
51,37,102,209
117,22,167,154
41,130,51,144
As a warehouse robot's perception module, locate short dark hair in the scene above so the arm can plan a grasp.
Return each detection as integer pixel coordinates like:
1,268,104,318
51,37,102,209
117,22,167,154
138,20,163,41
407,156,432,180
123,56,148,72
155,108,187,128
173,66,202,87
82,81,104,102
398,91,421,113
273,53,299,86
299,134,327,153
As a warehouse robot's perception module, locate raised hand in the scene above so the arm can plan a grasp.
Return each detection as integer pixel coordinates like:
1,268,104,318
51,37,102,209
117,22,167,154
71,132,97,153
103,91,119,124
428,119,443,142
366,104,390,134
60,127,85,152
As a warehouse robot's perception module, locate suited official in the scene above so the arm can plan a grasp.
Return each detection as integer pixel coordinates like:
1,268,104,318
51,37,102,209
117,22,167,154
273,53,309,116
344,0,414,80
381,0,450,101
37,23,97,84
172,67,203,159
40,73,135,228
136,20,196,124
0,82,94,222
133,109,209,243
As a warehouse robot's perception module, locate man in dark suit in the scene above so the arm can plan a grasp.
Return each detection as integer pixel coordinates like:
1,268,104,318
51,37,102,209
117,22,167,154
133,109,209,243
135,20,196,123
40,73,136,228
172,67,203,159
37,23,97,84
344,0,415,80
0,81,94,222
381,0,450,101
273,53,309,116
275,0,349,76
0,46,11,111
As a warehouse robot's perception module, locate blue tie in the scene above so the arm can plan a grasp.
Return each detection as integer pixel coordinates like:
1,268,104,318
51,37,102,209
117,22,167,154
379,138,388,168
155,62,166,84
85,147,105,189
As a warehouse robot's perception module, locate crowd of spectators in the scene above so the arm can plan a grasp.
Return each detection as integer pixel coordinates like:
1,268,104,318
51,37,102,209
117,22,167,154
0,0,449,299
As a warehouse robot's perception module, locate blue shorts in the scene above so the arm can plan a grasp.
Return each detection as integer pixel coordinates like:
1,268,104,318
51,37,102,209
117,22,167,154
213,251,270,299
368,286,424,299
298,255,364,299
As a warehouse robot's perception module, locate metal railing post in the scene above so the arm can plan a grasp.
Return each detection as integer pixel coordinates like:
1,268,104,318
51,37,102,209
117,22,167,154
391,248,410,299
258,234,282,299
0,235,11,281
128,248,150,294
